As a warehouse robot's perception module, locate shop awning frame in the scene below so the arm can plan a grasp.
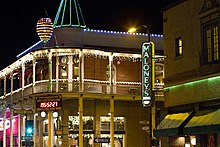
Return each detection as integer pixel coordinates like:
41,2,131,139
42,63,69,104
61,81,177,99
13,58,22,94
184,109,220,135
155,112,193,137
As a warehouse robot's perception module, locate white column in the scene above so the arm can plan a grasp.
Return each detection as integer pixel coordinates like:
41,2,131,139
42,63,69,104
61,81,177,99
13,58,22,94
21,62,25,97
68,55,73,92
20,101,25,141
56,56,59,92
18,115,20,147
10,73,13,147
3,77,6,98
123,117,127,147
3,110,6,147
48,51,53,92
3,77,6,147
108,54,113,94
79,51,84,92
32,55,36,93
33,113,38,147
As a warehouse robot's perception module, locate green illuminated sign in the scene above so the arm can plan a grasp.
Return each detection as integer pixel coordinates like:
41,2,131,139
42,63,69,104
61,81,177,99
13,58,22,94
142,42,152,107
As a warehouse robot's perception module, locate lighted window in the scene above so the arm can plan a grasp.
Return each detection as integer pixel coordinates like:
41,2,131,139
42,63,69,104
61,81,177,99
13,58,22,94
100,116,124,131
176,37,183,57
202,24,220,65
69,116,94,130
74,67,79,78
213,26,219,61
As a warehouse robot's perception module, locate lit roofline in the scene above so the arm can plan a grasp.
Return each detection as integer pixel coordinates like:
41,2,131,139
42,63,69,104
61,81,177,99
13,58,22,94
16,40,43,59
83,28,164,37
1,48,143,79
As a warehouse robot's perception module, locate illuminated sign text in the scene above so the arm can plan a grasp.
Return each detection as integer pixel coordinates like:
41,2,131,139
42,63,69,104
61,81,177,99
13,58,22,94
142,43,152,107
36,95,62,111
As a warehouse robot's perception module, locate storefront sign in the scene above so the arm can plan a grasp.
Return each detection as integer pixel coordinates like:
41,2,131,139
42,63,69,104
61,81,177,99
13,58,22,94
94,138,110,143
142,42,153,107
36,95,62,111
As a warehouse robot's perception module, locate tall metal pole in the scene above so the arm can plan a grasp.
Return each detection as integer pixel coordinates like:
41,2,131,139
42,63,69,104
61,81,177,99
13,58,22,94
150,43,156,147
142,25,156,146
142,25,150,42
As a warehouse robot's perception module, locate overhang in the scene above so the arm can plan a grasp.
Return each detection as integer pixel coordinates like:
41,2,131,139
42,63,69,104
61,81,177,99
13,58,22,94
184,109,220,135
155,112,192,137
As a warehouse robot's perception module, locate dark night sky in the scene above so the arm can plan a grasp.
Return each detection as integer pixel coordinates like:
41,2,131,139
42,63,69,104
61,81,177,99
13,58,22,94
0,0,177,69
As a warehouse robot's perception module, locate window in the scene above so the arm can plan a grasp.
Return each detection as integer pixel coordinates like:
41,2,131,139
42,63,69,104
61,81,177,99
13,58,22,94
202,24,219,64
100,116,124,131
175,37,183,57
69,116,94,130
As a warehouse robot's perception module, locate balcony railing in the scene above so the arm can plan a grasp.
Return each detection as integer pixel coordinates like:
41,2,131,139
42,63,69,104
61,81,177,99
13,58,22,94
0,79,143,101
0,79,165,102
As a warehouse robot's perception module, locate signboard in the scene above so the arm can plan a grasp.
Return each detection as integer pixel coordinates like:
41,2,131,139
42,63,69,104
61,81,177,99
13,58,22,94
36,95,62,111
21,136,32,140
14,109,33,114
94,138,110,143
142,42,154,107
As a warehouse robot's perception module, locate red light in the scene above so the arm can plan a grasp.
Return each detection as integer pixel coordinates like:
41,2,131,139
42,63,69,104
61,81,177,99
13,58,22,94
40,101,58,108
36,97,62,111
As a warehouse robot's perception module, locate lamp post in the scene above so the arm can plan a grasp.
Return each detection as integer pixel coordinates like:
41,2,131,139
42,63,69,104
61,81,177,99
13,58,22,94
142,25,150,42
128,25,150,42
129,25,156,146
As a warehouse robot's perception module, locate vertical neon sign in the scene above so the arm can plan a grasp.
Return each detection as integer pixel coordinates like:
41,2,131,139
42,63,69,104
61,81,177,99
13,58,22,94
142,42,154,107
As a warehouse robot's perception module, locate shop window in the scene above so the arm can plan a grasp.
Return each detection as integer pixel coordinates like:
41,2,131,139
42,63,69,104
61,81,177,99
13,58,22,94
201,23,220,65
100,116,124,131
69,116,94,130
43,120,56,134
175,37,183,57
74,67,79,79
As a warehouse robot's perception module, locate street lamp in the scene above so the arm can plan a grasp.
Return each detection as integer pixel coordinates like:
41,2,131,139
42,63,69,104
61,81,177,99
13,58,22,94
128,27,137,33
130,25,156,146
128,25,150,42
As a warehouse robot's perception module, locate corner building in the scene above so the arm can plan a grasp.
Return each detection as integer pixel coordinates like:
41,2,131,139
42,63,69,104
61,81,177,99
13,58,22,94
156,0,220,146
0,26,164,146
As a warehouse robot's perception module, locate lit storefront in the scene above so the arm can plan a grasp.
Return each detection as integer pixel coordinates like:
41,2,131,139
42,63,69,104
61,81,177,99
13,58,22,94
0,27,163,146
0,1,164,146
157,0,220,146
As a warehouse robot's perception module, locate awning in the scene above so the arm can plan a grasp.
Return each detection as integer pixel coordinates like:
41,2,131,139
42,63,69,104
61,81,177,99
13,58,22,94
184,109,220,135
155,112,192,137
